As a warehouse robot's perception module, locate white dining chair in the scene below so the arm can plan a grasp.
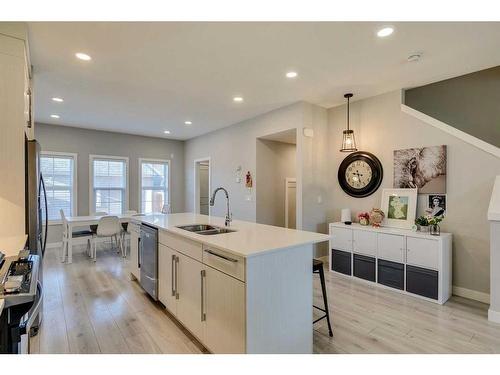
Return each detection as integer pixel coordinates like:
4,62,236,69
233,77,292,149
161,204,171,214
91,216,123,261
60,209,93,262
120,210,138,257
89,211,109,255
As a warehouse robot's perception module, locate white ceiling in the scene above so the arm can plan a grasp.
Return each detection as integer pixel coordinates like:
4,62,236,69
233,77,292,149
28,22,500,140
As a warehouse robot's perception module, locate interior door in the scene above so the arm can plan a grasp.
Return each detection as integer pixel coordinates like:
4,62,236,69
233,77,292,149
203,266,246,353
176,252,204,340
158,244,177,313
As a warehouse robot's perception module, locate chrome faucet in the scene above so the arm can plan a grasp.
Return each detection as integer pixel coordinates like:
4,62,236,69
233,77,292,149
210,187,232,226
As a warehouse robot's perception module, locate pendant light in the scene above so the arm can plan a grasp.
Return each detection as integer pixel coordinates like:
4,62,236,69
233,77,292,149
340,93,357,152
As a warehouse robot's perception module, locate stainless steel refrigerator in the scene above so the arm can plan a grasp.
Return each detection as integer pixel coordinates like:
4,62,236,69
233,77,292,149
25,139,48,258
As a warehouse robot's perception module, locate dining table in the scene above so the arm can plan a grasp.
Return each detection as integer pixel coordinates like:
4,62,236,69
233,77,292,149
63,213,143,263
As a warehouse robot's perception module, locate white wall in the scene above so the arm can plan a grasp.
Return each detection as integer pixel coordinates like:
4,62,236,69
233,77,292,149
184,102,329,255
327,90,500,295
256,139,296,227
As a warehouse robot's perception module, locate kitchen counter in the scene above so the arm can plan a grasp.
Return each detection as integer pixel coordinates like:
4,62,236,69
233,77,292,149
0,234,27,257
132,213,330,258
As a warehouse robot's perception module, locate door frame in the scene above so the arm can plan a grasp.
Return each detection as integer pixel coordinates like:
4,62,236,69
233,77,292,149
194,157,211,215
284,177,297,228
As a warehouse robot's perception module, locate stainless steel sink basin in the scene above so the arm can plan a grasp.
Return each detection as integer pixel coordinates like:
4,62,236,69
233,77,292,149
177,224,236,235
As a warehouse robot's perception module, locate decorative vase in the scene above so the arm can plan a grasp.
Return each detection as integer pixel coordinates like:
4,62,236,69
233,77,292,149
430,224,440,236
359,217,369,226
418,225,430,233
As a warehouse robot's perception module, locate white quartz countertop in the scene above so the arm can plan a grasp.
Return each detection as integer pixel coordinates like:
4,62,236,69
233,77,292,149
132,213,330,258
488,175,500,221
0,234,27,257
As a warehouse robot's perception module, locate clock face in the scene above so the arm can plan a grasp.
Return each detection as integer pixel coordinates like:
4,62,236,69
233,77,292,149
338,151,383,198
345,160,373,189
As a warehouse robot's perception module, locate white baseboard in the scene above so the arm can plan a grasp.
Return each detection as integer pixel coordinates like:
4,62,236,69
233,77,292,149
488,308,500,324
452,285,490,304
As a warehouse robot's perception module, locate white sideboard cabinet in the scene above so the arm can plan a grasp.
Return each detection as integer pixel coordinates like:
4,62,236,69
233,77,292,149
329,222,452,304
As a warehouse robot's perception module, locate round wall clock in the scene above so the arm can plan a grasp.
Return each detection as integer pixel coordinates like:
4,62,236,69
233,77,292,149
338,151,383,198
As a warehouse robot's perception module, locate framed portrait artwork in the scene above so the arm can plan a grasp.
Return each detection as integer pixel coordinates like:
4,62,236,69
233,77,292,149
380,188,418,229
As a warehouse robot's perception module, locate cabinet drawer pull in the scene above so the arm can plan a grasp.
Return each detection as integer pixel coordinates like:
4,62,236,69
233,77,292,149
171,254,176,296
175,255,179,299
204,249,238,263
200,269,206,322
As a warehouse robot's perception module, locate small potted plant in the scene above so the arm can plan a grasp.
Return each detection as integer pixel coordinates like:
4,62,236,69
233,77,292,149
428,215,443,236
415,216,430,232
358,212,370,226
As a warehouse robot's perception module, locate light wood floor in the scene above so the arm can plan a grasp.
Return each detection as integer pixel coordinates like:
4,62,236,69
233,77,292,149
32,245,500,354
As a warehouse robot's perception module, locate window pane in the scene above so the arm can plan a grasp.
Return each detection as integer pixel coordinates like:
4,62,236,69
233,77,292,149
92,158,127,214
141,161,168,214
41,154,74,221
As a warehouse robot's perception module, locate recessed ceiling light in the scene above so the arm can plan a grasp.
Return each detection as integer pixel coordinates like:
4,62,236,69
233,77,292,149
164,130,171,134
286,71,298,78
184,121,192,125
377,27,394,38
75,52,92,61
52,97,64,102
233,96,244,102
50,114,60,119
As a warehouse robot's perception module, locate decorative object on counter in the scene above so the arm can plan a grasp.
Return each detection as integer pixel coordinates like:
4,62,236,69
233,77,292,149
339,93,357,152
338,151,383,198
393,145,447,194
245,171,253,188
415,215,430,232
429,215,443,236
426,194,446,217
369,208,385,227
380,188,417,229
357,212,370,226
340,208,352,225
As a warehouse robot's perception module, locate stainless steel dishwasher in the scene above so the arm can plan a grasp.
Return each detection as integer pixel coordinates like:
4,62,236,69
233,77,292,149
140,224,158,300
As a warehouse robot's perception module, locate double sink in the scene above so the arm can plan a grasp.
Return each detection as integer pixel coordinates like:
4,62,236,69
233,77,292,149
177,224,236,235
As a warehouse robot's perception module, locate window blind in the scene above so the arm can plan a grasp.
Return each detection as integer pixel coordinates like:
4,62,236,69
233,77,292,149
140,161,169,214
92,158,127,214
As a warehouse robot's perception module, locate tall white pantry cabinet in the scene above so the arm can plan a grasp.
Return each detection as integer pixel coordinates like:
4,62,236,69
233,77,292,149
0,23,33,238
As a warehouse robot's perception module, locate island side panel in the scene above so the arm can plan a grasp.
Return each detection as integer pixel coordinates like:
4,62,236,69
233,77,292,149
245,244,313,354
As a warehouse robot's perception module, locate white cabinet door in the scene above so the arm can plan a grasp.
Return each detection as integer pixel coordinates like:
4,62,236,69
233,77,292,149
377,233,405,263
129,226,140,281
353,230,377,256
158,244,177,313
406,237,439,270
176,252,204,340
331,227,353,252
203,266,246,354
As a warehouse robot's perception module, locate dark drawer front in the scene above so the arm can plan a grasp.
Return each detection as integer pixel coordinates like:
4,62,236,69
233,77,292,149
378,259,404,290
331,249,351,275
353,254,376,282
406,265,439,300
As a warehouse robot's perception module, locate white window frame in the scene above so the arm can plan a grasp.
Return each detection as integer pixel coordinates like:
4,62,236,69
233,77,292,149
138,158,171,214
89,154,129,215
40,151,78,225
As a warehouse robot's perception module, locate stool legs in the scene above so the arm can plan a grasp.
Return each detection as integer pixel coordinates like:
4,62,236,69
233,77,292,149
318,265,333,337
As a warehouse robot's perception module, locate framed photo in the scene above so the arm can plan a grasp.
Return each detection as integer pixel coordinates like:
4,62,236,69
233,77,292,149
393,145,447,194
426,194,446,217
381,188,418,229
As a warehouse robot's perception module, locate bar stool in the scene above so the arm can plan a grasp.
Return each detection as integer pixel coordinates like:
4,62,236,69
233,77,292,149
313,259,333,337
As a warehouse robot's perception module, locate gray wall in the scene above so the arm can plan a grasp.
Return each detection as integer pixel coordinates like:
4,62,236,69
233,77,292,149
256,139,296,227
36,123,185,244
328,90,500,295
405,65,500,148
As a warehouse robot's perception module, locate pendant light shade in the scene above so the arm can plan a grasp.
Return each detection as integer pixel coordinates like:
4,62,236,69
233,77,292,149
340,93,358,152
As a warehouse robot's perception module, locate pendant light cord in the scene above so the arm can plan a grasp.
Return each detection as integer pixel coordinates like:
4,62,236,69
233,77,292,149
347,95,350,131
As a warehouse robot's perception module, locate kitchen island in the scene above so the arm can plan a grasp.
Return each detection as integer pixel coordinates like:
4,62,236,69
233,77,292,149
130,213,330,354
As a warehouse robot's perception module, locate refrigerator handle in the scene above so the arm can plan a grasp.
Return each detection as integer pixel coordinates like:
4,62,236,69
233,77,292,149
40,174,48,256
